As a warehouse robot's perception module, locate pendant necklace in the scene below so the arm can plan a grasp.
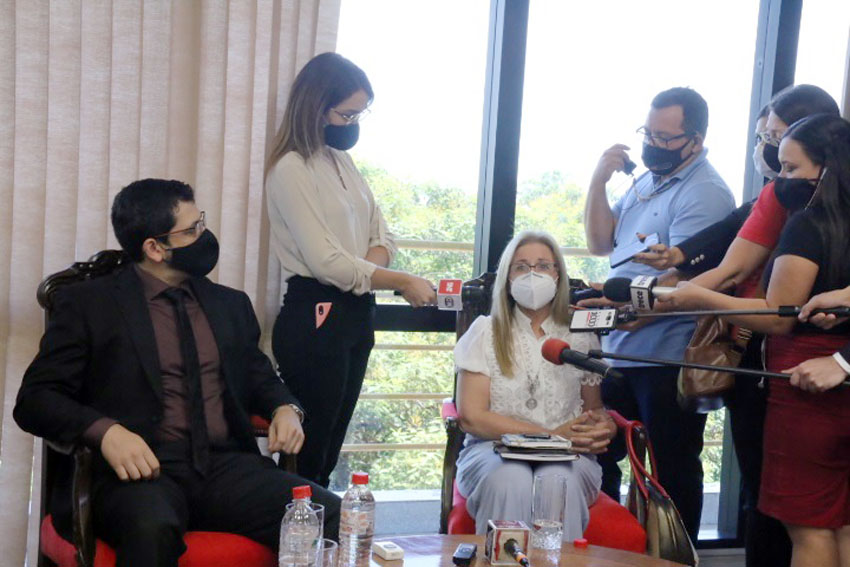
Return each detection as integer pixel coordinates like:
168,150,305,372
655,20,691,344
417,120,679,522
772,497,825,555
517,329,541,410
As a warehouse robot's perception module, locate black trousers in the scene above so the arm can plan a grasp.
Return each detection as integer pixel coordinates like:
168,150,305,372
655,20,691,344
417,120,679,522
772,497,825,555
723,337,792,567
91,443,341,567
597,365,707,541
273,276,375,487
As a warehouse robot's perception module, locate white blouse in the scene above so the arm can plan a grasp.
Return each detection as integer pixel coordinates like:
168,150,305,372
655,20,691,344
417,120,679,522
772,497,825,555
454,308,601,432
266,148,397,297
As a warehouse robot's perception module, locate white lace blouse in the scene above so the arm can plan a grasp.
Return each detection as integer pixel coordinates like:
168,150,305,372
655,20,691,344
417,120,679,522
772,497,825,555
454,308,601,434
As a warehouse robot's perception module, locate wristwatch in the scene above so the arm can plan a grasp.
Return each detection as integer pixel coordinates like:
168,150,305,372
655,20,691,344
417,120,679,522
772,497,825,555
286,404,305,423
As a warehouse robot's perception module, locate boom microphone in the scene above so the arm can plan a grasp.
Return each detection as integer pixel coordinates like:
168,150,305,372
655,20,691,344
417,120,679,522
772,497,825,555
542,338,624,380
603,276,674,309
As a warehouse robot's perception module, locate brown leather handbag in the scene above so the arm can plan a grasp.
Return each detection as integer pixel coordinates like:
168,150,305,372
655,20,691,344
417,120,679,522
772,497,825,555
677,315,750,411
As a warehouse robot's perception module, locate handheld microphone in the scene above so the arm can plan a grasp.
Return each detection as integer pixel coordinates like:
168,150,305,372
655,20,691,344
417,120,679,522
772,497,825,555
394,279,487,310
542,338,624,380
503,539,530,567
570,286,604,303
603,276,674,310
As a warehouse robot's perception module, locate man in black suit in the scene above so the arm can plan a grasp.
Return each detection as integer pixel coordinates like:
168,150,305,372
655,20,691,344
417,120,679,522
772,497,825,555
15,178,340,567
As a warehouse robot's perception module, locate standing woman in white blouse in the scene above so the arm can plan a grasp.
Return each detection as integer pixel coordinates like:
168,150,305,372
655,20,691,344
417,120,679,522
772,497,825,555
455,230,616,539
265,53,436,486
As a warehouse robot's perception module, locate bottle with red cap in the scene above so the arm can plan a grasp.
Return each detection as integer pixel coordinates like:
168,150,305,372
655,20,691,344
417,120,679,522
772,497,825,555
279,485,321,567
339,472,375,567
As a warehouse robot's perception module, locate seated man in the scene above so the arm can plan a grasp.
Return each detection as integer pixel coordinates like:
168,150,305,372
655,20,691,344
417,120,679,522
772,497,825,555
14,178,340,567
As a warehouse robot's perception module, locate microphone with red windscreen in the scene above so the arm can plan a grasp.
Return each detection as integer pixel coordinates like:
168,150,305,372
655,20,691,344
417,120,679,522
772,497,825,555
542,338,623,380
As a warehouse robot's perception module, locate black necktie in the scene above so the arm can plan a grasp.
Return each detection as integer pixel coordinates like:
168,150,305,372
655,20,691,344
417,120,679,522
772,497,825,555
162,287,210,475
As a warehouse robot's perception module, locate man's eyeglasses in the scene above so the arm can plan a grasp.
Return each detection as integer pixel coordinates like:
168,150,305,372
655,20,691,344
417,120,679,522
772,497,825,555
636,126,693,149
754,132,782,147
152,211,206,240
332,107,371,125
510,261,557,275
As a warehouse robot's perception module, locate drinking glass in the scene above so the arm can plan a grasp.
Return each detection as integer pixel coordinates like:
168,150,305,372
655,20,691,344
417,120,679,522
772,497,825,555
285,501,325,540
531,473,567,550
317,538,338,567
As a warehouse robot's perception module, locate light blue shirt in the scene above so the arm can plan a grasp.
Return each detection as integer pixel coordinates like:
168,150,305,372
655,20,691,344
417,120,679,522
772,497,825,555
603,149,735,366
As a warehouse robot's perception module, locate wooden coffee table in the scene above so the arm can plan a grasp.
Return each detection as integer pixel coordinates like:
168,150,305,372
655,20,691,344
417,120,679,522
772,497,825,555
370,535,685,567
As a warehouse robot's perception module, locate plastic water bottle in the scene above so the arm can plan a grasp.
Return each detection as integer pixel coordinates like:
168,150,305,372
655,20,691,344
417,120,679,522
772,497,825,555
279,485,321,567
339,472,375,567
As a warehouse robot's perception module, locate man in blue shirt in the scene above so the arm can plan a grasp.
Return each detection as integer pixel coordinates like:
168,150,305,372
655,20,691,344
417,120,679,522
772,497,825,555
583,87,735,539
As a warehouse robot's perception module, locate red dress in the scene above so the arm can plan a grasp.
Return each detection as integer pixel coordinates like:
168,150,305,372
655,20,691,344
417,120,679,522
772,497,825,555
755,209,850,528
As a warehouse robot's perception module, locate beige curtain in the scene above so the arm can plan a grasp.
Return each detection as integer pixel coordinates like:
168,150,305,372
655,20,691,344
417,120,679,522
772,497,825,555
0,1,340,563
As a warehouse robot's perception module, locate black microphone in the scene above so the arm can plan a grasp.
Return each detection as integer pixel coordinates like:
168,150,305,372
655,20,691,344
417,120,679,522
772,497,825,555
542,338,624,380
603,276,675,309
570,286,604,303
503,539,530,567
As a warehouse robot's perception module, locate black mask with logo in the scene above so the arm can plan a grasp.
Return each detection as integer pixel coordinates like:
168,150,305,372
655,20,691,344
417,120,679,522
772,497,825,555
324,123,360,151
166,229,220,278
773,176,820,211
641,139,694,176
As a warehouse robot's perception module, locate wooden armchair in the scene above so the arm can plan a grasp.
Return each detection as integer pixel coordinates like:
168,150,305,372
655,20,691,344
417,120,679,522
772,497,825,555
35,250,286,567
437,274,647,553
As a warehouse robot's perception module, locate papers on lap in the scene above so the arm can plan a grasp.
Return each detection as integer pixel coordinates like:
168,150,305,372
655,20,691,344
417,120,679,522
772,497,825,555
495,434,578,462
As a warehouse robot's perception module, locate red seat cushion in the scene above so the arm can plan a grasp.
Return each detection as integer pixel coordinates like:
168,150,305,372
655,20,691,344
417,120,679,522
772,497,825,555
41,514,276,567
448,482,645,553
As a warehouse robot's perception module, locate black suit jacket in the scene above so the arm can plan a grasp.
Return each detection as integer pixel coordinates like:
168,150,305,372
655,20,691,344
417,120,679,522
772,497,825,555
676,199,756,276
14,266,298,532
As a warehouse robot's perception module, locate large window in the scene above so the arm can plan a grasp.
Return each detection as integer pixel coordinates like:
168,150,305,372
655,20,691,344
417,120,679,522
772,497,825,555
515,2,760,281
795,0,850,106
332,0,490,492
515,0,760,539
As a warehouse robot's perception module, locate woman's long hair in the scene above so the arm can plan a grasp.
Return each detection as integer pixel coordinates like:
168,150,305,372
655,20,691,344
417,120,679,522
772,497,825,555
266,52,373,169
784,113,850,289
491,231,572,377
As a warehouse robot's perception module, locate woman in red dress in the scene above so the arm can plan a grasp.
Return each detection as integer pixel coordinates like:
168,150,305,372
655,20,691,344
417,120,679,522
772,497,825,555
661,113,850,567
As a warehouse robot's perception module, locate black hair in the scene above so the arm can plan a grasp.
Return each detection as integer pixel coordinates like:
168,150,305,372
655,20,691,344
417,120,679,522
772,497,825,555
784,113,850,289
756,103,770,121
111,178,195,262
770,84,839,126
651,87,709,137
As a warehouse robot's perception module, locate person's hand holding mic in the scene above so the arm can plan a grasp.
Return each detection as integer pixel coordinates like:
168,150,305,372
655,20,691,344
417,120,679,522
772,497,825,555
798,286,850,330
654,280,712,311
398,274,437,307
784,356,849,393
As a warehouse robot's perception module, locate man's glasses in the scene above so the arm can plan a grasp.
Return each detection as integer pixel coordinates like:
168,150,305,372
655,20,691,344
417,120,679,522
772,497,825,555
754,131,782,147
510,261,557,275
636,126,693,149
332,107,371,125
152,211,206,240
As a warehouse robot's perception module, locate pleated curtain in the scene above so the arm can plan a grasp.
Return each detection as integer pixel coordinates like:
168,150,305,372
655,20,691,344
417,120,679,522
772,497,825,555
0,1,340,563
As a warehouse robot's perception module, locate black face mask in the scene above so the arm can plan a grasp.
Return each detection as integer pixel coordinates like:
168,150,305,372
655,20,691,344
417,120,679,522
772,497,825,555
641,140,693,176
324,123,360,151
774,177,819,211
762,142,781,173
166,229,220,278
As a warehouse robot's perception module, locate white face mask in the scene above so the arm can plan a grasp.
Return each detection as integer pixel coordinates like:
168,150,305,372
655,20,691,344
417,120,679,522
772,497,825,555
510,272,558,310
752,141,780,180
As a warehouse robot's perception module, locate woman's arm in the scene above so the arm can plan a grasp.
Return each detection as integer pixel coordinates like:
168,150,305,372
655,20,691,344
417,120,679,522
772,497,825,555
364,246,390,268
456,370,549,440
658,254,818,334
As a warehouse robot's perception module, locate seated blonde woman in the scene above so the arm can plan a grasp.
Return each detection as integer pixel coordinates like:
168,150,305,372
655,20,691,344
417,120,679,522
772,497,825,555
455,230,616,539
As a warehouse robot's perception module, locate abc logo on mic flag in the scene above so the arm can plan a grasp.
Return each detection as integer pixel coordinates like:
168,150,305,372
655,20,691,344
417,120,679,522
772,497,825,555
437,279,463,311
